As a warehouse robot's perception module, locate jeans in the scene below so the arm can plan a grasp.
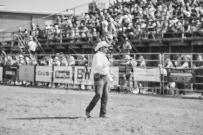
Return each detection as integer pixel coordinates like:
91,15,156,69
86,74,109,116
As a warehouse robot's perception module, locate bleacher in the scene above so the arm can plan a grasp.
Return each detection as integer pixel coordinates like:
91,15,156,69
0,0,203,55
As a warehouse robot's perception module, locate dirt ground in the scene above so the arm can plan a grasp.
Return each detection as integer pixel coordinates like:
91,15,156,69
0,85,203,135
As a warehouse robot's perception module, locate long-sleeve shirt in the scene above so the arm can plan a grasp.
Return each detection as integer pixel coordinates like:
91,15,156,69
91,51,113,81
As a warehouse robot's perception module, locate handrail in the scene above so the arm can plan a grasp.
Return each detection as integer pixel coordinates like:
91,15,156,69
15,34,31,54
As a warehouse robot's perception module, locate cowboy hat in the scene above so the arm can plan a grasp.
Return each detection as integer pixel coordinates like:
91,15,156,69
95,41,111,51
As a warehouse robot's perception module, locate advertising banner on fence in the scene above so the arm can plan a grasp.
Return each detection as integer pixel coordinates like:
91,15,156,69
36,66,52,82
133,67,161,82
19,65,35,82
74,66,93,85
74,66,119,86
167,69,194,83
4,65,18,81
0,67,3,81
53,66,73,84
110,67,119,86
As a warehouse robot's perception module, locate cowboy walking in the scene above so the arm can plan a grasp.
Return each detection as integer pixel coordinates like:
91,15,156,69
85,41,113,118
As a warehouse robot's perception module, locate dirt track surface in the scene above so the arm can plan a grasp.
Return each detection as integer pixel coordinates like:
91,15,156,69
0,86,203,135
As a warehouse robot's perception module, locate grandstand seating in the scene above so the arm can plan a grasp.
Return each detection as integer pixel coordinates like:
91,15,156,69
0,0,203,54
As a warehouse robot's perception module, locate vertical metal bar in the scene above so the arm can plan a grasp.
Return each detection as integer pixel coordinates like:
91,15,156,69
191,53,193,91
162,53,165,95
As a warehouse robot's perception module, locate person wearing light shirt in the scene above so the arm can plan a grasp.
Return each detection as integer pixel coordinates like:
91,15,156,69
85,41,113,118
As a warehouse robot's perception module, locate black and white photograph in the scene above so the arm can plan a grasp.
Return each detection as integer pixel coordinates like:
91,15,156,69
0,0,203,134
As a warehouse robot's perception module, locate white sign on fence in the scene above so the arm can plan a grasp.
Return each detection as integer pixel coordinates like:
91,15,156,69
110,67,119,86
36,66,52,82
53,66,73,84
0,67,3,81
133,68,161,82
74,66,119,86
74,66,93,85
19,65,35,81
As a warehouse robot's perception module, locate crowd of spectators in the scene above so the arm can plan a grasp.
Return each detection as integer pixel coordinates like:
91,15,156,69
159,53,203,96
6,0,203,94
15,0,203,55
0,51,88,88
0,51,83,67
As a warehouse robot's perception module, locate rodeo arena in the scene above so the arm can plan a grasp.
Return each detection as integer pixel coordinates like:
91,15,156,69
0,0,203,134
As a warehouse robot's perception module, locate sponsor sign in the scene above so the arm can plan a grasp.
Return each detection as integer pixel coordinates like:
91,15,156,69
4,65,18,81
74,66,119,86
133,68,161,82
19,65,35,81
167,69,194,83
36,66,52,82
74,66,93,85
0,67,3,81
53,66,73,84
109,67,119,86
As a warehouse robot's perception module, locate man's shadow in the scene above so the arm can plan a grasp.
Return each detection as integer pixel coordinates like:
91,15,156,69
8,116,84,120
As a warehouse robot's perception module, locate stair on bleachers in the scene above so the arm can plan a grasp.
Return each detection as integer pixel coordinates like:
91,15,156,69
15,34,30,54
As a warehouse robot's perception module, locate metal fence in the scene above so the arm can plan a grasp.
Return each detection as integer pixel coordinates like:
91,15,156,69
0,53,203,96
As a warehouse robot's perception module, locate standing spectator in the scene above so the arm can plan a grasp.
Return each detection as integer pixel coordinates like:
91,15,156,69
175,55,190,96
18,54,25,65
61,56,68,66
174,54,182,67
0,51,7,65
67,54,75,66
53,56,61,67
136,55,147,93
137,55,146,68
28,37,38,54
164,57,176,95
80,55,89,90
122,55,134,93
25,56,31,65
